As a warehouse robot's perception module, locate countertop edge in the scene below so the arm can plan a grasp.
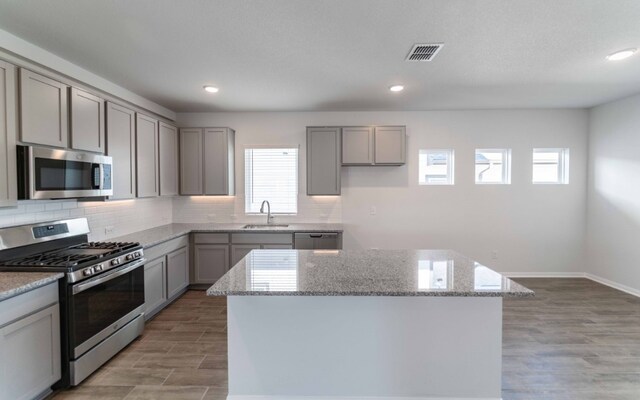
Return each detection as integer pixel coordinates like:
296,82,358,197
0,273,64,302
206,290,535,298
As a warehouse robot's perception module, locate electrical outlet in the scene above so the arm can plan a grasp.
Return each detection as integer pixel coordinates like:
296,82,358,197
104,226,115,235
370,206,377,216
230,214,237,220
491,251,498,260
207,214,216,221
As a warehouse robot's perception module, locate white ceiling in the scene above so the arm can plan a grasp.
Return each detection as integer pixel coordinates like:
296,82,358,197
0,0,639,112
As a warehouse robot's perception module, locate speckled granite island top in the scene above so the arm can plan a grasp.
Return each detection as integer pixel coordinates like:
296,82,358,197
110,223,343,248
207,249,534,297
0,272,63,301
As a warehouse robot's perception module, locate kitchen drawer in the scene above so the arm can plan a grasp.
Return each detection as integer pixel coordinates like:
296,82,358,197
231,233,293,245
144,234,189,261
0,282,59,327
193,233,230,244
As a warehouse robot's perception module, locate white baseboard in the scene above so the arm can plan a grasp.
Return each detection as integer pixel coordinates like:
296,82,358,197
503,271,640,298
227,397,500,400
502,272,585,278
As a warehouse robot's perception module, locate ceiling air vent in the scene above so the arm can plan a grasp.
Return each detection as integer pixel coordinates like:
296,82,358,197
406,43,443,62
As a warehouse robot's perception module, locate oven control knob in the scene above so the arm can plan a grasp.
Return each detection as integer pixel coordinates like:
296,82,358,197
126,254,134,261
134,251,141,258
111,258,120,266
95,264,103,272
83,267,94,276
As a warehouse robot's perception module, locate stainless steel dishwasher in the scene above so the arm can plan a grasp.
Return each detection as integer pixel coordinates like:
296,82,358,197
294,233,342,249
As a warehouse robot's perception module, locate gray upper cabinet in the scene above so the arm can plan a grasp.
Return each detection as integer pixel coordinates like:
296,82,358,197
106,102,136,200
374,126,406,165
19,69,69,148
179,128,203,195
159,122,179,196
179,127,235,196
307,127,341,195
70,87,105,153
0,60,17,208
204,128,235,195
342,126,374,165
136,113,159,198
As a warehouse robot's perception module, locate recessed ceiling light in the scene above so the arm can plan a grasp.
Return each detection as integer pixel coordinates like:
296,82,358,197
203,85,219,93
606,48,637,61
389,85,404,92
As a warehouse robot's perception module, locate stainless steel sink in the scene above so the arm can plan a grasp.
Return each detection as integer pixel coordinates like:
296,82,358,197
242,224,289,229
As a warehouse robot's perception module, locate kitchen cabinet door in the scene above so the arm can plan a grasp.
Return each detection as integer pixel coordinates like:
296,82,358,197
307,127,341,195
231,244,260,266
374,126,406,165
166,247,188,299
19,69,69,148
70,87,105,153
179,128,203,195
106,102,136,199
144,257,167,318
0,304,61,400
0,60,17,208
136,113,159,197
262,244,294,249
342,126,374,165
193,244,230,284
159,122,179,196
203,128,235,195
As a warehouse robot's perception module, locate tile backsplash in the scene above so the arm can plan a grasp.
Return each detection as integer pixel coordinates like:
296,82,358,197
0,197,173,241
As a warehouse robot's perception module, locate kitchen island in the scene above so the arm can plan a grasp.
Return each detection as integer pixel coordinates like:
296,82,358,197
208,249,533,400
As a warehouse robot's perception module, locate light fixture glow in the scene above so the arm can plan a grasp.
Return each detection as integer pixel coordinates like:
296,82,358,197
606,48,637,61
203,85,219,93
389,85,404,92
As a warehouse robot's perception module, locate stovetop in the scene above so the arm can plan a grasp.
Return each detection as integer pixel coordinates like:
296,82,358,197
2,241,140,271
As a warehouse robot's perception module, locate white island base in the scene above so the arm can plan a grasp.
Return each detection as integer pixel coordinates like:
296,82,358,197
227,296,502,400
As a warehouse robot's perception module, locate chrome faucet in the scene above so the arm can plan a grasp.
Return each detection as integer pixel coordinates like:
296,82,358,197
260,200,274,224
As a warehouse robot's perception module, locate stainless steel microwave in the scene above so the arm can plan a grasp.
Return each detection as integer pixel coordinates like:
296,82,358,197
17,145,113,199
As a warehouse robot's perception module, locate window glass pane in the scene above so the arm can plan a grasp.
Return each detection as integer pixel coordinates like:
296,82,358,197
533,148,569,184
475,149,511,184
245,147,298,214
419,149,454,185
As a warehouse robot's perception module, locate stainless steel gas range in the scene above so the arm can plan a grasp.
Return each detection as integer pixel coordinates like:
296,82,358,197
0,218,146,387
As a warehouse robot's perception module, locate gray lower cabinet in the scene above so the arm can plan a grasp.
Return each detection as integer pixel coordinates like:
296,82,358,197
307,127,341,195
374,126,406,165
70,87,105,153
144,257,167,318
136,113,159,197
230,244,261,266
166,247,189,299
342,126,374,165
179,127,235,196
106,102,137,199
0,281,61,400
193,244,230,284
0,60,17,208
159,122,179,196
19,69,69,148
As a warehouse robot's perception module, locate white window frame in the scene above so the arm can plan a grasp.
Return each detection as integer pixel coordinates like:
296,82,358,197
475,148,512,185
419,149,455,185
532,148,569,185
244,145,299,215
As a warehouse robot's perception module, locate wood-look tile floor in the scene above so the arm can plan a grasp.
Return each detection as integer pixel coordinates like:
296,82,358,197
50,278,640,400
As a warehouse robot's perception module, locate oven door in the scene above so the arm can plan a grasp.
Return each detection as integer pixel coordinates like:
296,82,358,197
22,146,113,199
69,259,145,358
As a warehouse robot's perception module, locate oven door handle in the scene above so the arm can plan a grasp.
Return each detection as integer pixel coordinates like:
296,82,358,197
72,259,146,295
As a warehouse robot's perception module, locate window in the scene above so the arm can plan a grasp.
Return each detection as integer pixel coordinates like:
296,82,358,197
419,149,454,185
245,147,298,214
532,148,569,184
475,149,511,184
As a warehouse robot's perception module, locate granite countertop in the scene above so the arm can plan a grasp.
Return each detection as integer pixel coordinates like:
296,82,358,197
0,272,64,301
110,223,344,248
207,249,534,298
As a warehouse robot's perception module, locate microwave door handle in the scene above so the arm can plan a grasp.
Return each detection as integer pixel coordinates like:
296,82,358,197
91,164,101,189
72,259,146,295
